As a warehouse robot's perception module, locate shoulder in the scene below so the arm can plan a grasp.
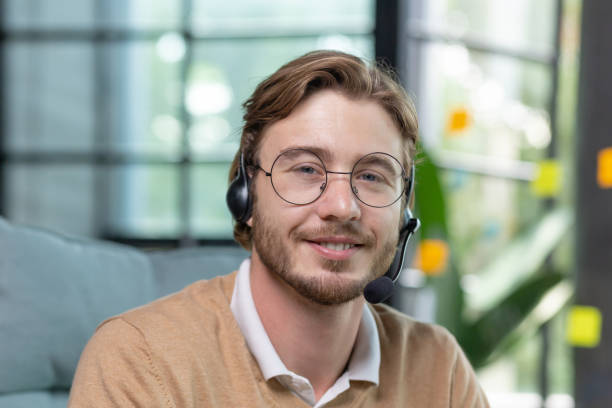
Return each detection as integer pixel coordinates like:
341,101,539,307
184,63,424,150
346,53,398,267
120,272,235,322
370,302,466,378
70,272,248,407
371,304,490,406
95,272,238,350
371,303,458,351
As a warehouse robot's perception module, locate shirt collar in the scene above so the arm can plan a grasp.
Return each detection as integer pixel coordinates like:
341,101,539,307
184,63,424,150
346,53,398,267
230,258,380,386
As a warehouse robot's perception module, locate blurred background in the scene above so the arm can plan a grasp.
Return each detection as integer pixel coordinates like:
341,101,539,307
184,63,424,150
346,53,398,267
1,0,611,407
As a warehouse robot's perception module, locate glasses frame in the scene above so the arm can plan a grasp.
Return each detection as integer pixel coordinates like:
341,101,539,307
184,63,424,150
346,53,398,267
253,148,411,208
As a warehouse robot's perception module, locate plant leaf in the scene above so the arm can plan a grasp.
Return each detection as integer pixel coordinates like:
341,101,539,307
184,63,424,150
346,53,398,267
459,271,572,368
466,207,573,313
413,148,463,334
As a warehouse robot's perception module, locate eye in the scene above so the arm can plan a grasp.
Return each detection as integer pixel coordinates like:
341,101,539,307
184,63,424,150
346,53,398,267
290,162,325,177
298,166,316,174
356,171,384,183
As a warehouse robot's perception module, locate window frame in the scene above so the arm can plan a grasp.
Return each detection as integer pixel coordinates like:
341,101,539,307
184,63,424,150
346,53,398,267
0,0,385,247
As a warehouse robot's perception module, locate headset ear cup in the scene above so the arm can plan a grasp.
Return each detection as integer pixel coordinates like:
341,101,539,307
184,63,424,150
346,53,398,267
226,153,252,223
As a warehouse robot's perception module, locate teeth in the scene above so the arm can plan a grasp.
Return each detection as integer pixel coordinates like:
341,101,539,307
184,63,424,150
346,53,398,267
319,242,354,251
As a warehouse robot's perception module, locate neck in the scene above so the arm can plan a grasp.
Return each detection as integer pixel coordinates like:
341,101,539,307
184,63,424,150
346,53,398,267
249,252,364,401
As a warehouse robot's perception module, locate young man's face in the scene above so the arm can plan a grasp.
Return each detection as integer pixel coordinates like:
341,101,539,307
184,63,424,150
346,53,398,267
249,89,405,305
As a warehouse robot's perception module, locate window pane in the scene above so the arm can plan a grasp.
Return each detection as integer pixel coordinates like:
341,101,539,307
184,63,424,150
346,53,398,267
4,0,95,29
96,0,182,29
4,0,181,29
440,171,542,274
187,35,374,161
6,164,95,236
410,42,552,161
103,42,183,156
192,0,374,33
5,43,95,153
107,165,180,237
407,0,557,54
408,41,551,282
190,163,233,238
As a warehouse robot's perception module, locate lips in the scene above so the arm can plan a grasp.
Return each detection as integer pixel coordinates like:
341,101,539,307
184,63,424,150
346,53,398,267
303,235,365,261
294,225,373,261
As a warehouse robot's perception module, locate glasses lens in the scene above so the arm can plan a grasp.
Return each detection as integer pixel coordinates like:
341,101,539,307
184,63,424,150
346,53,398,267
351,153,405,207
270,149,326,205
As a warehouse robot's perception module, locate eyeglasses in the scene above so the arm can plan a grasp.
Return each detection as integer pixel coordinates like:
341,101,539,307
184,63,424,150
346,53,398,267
253,148,409,208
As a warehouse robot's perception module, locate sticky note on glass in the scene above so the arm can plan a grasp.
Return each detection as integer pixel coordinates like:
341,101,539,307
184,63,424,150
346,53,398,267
531,160,561,197
414,239,449,276
597,147,612,188
447,107,471,134
566,305,602,348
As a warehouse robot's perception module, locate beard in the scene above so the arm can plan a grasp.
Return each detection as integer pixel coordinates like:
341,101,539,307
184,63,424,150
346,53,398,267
251,203,399,306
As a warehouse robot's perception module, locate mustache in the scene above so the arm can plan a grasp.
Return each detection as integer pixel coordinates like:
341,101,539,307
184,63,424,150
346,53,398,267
292,223,376,246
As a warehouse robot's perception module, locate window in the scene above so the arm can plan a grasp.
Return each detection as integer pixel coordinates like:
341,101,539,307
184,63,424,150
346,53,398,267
1,0,375,242
400,0,580,404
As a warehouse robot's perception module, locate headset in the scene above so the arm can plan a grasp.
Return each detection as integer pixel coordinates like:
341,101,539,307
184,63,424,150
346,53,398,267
226,151,420,304
226,151,254,224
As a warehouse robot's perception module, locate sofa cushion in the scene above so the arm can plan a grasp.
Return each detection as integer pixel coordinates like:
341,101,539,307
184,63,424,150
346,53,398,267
149,246,248,297
0,390,68,408
0,218,157,393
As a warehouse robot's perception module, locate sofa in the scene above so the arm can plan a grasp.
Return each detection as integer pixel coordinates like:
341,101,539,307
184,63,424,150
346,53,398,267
0,217,248,407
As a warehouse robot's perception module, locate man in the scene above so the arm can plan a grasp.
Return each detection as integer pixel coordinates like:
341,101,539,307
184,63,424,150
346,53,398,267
69,50,489,407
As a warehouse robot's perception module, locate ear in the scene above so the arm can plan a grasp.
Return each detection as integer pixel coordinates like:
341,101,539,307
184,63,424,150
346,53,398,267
246,216,253,227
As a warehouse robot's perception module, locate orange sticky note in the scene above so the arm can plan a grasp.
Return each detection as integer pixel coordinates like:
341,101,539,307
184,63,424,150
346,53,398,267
447,107,471,134
531,160,561,197
597,147,612,188
566,305,602,348
413,239,449,276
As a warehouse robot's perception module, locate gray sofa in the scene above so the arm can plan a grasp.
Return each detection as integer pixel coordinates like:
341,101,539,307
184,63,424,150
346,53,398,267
0,217,248,407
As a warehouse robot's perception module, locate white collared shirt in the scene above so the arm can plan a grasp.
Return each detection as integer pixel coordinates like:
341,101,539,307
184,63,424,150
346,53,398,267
230,259,380,407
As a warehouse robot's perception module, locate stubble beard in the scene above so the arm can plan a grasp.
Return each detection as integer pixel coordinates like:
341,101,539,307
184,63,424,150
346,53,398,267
251,204,399,306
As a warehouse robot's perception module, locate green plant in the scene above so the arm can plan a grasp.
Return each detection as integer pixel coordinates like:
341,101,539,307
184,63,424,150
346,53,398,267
414,149,573,368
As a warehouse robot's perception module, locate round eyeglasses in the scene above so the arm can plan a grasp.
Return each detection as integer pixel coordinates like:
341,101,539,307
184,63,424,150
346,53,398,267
254,148,409,208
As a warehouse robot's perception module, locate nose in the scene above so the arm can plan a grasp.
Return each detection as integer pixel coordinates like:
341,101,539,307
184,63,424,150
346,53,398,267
315,173,361,222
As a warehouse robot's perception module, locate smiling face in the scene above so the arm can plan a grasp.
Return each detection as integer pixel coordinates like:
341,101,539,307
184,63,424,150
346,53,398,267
249,89,404,305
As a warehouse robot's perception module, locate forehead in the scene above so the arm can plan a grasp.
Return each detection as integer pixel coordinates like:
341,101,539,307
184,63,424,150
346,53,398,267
257,90,403,165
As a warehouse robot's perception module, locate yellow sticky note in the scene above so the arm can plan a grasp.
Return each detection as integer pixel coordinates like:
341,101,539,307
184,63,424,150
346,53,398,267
566,305,602,348
531,160,561,197
597,147,612,188
413,239,449,276
447,107,471,134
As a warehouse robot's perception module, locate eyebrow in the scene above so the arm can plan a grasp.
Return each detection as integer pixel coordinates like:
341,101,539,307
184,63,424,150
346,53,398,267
278,145,334,164
357,154,403,176
277,145,404,173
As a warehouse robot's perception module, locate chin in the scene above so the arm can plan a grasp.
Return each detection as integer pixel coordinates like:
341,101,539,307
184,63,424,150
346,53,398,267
280,259,375,305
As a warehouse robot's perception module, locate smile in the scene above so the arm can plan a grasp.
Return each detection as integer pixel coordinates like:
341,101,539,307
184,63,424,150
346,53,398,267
317,242,356,251
306,239,363,261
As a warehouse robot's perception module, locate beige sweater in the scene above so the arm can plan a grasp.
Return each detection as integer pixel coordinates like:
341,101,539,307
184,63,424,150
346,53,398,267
68,272,489,407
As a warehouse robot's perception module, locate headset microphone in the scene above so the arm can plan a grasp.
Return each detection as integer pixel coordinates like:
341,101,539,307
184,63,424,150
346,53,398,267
363,210,419,304
363,164,420,304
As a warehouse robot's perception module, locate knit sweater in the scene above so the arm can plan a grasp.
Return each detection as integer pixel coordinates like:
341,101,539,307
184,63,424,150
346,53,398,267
68,272,489,407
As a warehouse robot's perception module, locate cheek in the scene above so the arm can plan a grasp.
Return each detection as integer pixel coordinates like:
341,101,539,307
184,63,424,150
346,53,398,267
369,208,402,242
254,181,310,230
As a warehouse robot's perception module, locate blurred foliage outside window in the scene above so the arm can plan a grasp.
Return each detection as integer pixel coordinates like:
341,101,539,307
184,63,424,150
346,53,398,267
401,0,581,402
